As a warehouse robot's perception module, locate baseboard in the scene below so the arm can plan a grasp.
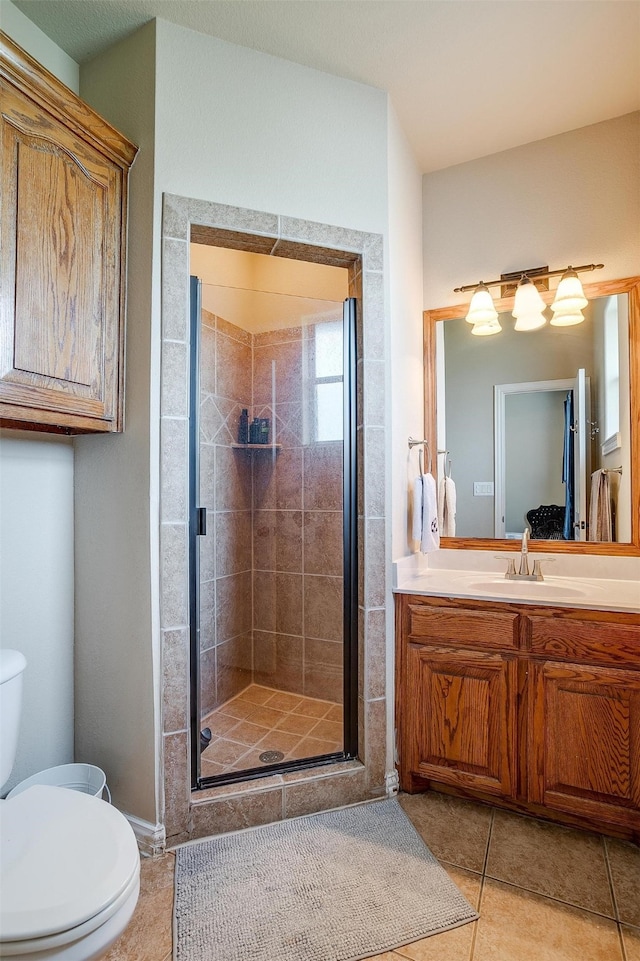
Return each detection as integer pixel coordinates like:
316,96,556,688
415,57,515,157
125,813,166,857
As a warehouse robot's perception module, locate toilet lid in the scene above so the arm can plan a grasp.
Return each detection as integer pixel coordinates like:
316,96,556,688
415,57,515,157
0,785,140,942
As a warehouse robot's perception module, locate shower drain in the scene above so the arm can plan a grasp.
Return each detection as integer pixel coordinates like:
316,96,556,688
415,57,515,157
259,750,285,764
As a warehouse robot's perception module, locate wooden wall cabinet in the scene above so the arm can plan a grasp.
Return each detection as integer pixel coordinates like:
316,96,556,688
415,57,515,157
0,33,137,433
396,593,640,839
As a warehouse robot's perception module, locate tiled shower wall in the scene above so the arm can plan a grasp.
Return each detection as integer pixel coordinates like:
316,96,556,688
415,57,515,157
199,313,344,716
199,309,252,715
252,325,344,704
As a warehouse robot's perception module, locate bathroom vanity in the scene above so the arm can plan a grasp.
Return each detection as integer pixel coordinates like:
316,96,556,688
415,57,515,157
395,573,640,841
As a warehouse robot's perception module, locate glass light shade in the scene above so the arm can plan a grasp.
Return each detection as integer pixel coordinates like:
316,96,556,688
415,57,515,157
466,284,498,325
550,305,585,327
471,317,502,336
512,278,547,330
514,313,547,331
551,269,587,314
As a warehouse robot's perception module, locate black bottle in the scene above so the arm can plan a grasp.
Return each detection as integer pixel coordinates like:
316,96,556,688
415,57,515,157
249,417,261,444
238,408,249,444
259,417,270,444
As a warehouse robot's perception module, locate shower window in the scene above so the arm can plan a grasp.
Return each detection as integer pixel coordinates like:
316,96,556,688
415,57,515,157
188,248,357,788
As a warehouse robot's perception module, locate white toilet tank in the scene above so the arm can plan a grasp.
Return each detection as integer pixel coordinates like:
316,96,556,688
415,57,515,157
0,650,27,792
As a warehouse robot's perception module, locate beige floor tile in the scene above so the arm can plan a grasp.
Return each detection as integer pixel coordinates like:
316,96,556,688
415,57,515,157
238,684,275,705
393,864,480,961
325,703,344,721
621,924,640,961
202,737,251,765
203,711,238,737
264,690,304,711
244,704,287,727
139,852,175,897
200,758,226,776
473,879,623,961
308,717,343,741
399,792,492,873
103,873,174,961
224,719,270,746
292,697,333,718
254,728,302,754
606,837,640,926
220,698,257,720
274,711,321,735
486,809,614,917
287,736,339,759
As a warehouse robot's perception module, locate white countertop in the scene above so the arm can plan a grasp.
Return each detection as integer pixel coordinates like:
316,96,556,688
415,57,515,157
393,552,640,614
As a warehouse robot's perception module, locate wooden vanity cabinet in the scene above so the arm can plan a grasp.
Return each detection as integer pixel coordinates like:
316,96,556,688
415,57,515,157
396,593,640,838
0,33,137,433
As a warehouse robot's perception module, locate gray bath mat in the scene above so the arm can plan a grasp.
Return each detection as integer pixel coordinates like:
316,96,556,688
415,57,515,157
173,798,478,961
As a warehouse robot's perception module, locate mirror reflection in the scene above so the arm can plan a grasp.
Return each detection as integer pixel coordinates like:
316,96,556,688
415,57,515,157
436,291,631,542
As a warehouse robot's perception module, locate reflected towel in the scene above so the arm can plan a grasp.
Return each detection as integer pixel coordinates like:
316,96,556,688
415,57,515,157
438,476,457,537
588,470,612,542
413,473,440,552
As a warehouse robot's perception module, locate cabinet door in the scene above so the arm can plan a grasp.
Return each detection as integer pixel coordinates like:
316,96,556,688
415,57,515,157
406,644,517,798
0,82,124,431
528,660,640,830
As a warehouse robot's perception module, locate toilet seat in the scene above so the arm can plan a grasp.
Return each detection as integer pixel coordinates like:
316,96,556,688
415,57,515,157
0,785,140,946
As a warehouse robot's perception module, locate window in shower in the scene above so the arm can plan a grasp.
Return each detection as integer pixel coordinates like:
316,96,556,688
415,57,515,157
188,243,357,788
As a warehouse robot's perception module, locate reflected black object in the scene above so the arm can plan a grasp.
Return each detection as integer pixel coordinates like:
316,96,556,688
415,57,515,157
249,417,260,444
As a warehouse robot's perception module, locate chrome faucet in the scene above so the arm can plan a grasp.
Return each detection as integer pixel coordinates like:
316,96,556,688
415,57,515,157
502,529,554,581
518,527,530,576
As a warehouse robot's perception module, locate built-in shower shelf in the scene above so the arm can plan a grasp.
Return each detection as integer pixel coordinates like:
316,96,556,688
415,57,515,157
231,443,282,451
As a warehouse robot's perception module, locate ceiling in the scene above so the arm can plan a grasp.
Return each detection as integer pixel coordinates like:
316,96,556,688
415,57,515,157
11,0,640,172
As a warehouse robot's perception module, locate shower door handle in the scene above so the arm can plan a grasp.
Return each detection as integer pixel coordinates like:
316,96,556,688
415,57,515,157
196,507,207,535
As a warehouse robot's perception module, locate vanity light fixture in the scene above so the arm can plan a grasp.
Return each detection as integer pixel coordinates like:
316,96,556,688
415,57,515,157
455,263,603,335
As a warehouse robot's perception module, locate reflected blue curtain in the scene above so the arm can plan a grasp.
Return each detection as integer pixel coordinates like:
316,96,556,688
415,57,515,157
562,391,574,539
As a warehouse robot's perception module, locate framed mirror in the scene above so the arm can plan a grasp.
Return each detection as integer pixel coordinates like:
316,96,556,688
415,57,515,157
423,276,640,555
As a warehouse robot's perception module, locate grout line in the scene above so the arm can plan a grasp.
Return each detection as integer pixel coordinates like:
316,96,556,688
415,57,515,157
604,836,623,925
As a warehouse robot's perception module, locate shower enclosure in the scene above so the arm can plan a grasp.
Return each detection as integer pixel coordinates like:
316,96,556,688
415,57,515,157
188,260,357,788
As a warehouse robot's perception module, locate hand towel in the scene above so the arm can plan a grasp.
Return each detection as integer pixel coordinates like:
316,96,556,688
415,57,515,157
588,469,612,541
414,472,440,552
439,476,457,537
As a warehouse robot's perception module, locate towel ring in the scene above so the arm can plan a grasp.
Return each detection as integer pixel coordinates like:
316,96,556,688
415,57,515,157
408,436,431,473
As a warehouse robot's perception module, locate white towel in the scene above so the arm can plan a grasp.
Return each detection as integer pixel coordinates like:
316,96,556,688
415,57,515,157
413,473,440,552
588,469,612,541
438,476,457,537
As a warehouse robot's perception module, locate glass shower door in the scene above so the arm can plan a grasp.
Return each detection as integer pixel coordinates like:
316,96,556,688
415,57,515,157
189,271,356,788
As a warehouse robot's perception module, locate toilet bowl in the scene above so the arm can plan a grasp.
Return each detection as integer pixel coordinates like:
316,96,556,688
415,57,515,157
0,650,141,960
0,784,141,960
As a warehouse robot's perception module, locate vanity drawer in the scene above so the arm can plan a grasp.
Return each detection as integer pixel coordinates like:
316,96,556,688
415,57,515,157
408,603,519,651
529,615,640,667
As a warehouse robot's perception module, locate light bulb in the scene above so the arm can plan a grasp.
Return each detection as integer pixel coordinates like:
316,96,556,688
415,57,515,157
466,283,498,325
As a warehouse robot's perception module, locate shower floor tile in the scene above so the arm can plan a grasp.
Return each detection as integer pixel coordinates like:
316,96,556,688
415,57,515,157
201,684,343,777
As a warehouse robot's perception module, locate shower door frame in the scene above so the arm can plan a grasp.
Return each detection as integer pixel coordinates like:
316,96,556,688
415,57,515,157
188,276,359,791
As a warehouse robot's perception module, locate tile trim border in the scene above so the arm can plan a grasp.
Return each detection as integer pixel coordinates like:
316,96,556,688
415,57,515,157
160,193,388,842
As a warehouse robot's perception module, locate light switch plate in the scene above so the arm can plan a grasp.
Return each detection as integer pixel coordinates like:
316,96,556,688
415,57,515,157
473,481,494,496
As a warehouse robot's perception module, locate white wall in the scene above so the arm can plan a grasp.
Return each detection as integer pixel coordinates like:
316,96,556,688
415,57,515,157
424,112,640,309
77,22,158,823
0,4,77,796
0,432,74,794
1,0,79,91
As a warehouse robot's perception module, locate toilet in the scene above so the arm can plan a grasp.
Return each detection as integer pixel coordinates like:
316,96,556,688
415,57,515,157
0,650,141,960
